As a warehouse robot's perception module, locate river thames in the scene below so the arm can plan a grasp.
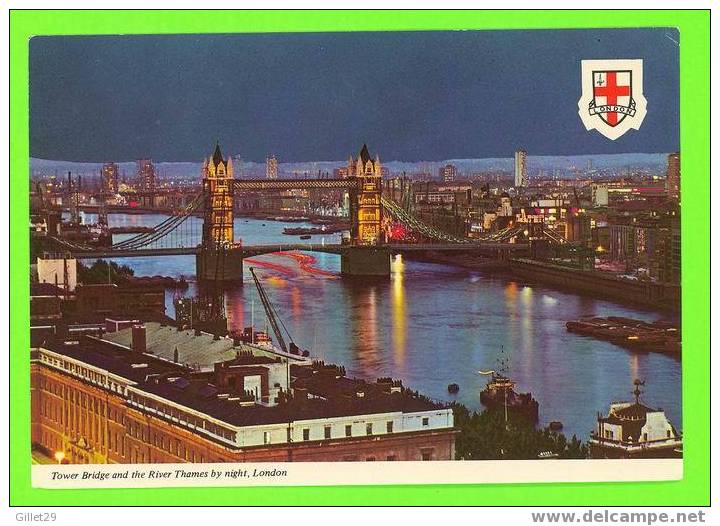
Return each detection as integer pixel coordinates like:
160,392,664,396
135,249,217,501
80,212,682,441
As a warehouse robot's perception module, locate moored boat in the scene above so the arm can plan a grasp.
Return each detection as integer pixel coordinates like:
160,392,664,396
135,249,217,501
479,373,539,423
478,349,539,423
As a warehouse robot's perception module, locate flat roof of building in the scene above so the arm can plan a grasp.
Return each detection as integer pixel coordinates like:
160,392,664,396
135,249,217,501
38,335,444,429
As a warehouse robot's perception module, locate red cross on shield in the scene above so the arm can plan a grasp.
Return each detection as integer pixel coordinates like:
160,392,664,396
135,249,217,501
590,70,635,127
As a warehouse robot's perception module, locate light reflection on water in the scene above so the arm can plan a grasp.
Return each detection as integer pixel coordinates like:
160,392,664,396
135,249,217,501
86,213,682,440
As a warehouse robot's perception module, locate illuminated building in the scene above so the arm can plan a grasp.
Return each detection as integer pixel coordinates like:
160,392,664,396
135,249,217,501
136,159,156,192
514,149,527,188
498,192,513,217
591,183,609,207
101,162,119,194
30,323,455,463
439,164,457,183
202,142,234,246
589,381,682,459
347,144,383,245
565,213,592,244
266,154,278,180
666,152,680,202
608,214,680,282
36,256,77,293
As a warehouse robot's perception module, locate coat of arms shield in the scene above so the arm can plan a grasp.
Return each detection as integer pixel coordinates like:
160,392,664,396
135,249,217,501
578,59,647,140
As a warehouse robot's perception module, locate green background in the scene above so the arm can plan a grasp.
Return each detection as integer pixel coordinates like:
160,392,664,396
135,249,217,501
10,10,710,506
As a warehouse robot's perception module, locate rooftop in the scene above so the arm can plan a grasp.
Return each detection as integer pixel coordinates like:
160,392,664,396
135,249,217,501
37,333,443,429
100,321,302,370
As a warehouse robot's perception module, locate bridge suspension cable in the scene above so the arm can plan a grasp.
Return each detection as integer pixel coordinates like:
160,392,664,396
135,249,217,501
47,194,204,254
382,197,527,244
381,197,475,244
381,196,569,245
109,194,203,250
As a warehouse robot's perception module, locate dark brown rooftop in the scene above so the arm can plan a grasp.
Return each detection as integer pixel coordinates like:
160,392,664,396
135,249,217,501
39,336,443,429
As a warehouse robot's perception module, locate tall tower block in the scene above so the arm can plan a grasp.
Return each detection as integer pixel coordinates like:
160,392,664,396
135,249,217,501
666,152,680,202
514,149,527,188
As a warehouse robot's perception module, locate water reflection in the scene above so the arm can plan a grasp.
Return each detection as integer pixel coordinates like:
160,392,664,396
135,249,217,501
349,283,380,374
391,254,407,369
101,214,681,439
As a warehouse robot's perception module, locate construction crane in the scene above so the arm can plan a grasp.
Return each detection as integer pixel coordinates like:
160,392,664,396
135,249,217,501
249,267,301,355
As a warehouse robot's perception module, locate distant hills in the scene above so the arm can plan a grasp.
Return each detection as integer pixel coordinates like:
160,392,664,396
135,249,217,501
30,153,670,180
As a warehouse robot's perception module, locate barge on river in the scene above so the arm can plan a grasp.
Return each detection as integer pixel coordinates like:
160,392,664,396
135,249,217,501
566,316,680,354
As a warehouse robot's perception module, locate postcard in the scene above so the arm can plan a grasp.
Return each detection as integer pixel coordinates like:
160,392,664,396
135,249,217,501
25,24,687,490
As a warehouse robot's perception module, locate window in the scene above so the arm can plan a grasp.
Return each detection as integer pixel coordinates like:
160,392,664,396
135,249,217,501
386,455,397,461
643,433,648,442
386,421,394,433
303,428,310,441
422,417,429,426
366,423,373,436
421,449,433,461
342,455,357,462
345,425,352,437
263,431,270,445
324,426,331,439
366,457,376,461
667,430,672,438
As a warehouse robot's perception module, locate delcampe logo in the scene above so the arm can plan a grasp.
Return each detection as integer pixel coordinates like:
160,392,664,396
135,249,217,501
578,59,647,140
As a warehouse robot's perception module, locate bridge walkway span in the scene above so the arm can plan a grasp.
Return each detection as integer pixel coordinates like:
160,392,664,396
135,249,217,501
67,242,529,259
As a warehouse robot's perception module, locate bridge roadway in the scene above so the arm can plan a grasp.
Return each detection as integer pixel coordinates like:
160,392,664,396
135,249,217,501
70,242,529,259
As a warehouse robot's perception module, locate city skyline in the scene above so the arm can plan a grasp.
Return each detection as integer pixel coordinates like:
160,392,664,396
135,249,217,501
30,29,679,163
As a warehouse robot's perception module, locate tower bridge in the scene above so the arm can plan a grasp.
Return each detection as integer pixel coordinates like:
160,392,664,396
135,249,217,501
44,143,561,281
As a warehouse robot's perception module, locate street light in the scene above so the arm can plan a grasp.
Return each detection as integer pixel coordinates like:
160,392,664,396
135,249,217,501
54,450,65,464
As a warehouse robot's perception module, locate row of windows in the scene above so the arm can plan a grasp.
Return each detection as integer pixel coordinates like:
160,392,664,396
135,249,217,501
602,429,673,442
39,384,107,442
340,449,434,462
128,422,207,462
40,353,127,394
296,418,432,443
127,391,236,443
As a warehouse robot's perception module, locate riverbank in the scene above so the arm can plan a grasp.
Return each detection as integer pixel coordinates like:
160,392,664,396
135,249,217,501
508,259,680,313
126,275,189,289
400,252,680,313
399,251,510,271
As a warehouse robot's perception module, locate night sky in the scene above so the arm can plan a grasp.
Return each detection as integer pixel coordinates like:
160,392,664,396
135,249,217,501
29,29,679,162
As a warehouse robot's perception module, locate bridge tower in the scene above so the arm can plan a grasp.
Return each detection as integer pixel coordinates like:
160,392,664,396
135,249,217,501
196,142,243,283
342,144,390,277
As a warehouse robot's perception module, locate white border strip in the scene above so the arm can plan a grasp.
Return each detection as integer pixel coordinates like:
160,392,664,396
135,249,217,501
33,459,682,489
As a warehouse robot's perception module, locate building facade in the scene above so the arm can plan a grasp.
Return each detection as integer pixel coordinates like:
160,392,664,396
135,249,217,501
266,154,278,180
31,326,455,464
588,381,682,459
608,215,680,283
439,164,457,183
666,152,680,202
136,159,156,193
514,149,528,188
101,162,119,194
